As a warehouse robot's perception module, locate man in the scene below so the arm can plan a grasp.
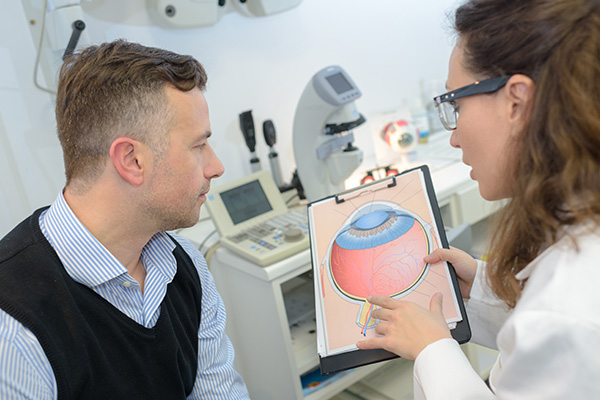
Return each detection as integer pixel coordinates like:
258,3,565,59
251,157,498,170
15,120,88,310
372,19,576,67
0,39,250,399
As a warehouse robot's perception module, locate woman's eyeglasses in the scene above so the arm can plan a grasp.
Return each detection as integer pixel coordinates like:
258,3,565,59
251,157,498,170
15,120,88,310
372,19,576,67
433,75,513,130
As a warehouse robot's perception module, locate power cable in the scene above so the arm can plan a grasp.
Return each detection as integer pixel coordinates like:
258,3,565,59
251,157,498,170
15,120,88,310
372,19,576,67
33,0,58,95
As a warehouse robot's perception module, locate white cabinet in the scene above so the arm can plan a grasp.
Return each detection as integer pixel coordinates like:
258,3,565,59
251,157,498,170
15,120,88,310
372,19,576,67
209,246,415,399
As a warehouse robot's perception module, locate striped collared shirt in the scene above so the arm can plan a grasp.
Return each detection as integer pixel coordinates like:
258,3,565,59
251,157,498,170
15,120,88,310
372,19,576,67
0,192,249,399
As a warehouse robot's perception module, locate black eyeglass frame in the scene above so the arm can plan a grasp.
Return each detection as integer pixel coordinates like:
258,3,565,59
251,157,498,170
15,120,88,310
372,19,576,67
433,75,513,130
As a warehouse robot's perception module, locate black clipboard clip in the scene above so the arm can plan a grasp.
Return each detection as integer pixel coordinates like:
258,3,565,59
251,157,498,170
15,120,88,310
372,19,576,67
334,175,397,204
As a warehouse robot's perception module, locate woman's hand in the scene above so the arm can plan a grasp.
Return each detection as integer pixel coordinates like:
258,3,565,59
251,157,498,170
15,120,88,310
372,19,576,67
356,293,451,361
424,246,477,298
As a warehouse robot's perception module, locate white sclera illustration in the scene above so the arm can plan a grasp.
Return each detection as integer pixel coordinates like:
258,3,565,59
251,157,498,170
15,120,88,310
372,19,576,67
326,203,431,331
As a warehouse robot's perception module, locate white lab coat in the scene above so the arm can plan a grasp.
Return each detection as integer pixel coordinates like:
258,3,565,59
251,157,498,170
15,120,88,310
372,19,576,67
413,224,600,399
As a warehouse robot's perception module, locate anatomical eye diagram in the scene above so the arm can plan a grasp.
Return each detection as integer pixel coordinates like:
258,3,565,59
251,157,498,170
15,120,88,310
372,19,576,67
327,204,431,335
308,168,463,355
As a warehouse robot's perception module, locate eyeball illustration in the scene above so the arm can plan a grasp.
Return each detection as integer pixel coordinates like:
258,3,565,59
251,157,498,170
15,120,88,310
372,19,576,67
326,204,430,331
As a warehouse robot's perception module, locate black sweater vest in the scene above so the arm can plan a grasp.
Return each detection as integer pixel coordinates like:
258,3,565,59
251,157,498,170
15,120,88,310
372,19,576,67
0,208,201,400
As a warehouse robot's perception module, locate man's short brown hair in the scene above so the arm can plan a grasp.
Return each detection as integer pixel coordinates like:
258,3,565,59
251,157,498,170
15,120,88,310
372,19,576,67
55,39,208,185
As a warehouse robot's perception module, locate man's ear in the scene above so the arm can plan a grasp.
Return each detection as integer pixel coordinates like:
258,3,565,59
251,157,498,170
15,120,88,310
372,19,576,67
505,74,535,137
109,138,147,186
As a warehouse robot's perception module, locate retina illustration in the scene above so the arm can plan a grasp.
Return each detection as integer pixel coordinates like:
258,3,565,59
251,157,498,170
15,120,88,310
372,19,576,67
326,203,430,333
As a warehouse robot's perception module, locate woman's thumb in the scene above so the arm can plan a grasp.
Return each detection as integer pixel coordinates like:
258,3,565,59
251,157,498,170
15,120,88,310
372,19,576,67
429,292,444,315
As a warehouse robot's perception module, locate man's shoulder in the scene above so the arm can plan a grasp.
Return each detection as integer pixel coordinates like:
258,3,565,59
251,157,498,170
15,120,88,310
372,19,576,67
0,208,49,264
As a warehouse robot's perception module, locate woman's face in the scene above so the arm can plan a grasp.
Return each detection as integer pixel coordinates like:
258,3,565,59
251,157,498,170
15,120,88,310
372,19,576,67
446,42,516,201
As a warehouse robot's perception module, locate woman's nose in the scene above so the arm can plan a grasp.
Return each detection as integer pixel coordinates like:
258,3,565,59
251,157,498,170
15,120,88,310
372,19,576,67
449,129,461,149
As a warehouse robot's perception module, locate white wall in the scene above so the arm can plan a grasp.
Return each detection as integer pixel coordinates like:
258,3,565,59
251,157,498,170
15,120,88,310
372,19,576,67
0,0,459,237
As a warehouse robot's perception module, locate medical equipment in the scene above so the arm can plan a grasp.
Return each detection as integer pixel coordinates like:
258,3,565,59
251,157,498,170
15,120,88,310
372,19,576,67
148,0,221,28
150,0,302,27
235,0,302,16
239,110,262,173
44,0,89,53
381,119,418,154
292,65,365,202
30,0,90,94
205,170,309,266
62,19,85,60
263,119,284,188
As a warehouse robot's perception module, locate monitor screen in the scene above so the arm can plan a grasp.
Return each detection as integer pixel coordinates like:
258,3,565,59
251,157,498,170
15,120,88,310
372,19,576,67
220,180,273,225
325,72,354,94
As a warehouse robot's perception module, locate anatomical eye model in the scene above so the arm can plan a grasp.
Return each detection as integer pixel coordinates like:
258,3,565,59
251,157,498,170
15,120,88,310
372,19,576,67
327,204,431,335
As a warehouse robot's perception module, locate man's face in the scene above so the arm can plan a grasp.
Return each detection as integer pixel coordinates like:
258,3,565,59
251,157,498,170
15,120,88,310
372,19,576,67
143,86,224,231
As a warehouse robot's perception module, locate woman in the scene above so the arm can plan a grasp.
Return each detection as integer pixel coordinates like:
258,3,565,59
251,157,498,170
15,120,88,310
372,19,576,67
357,0,600,398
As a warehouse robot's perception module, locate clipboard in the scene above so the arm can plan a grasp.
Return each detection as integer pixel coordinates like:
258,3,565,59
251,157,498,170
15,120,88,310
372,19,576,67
307,165,471,375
